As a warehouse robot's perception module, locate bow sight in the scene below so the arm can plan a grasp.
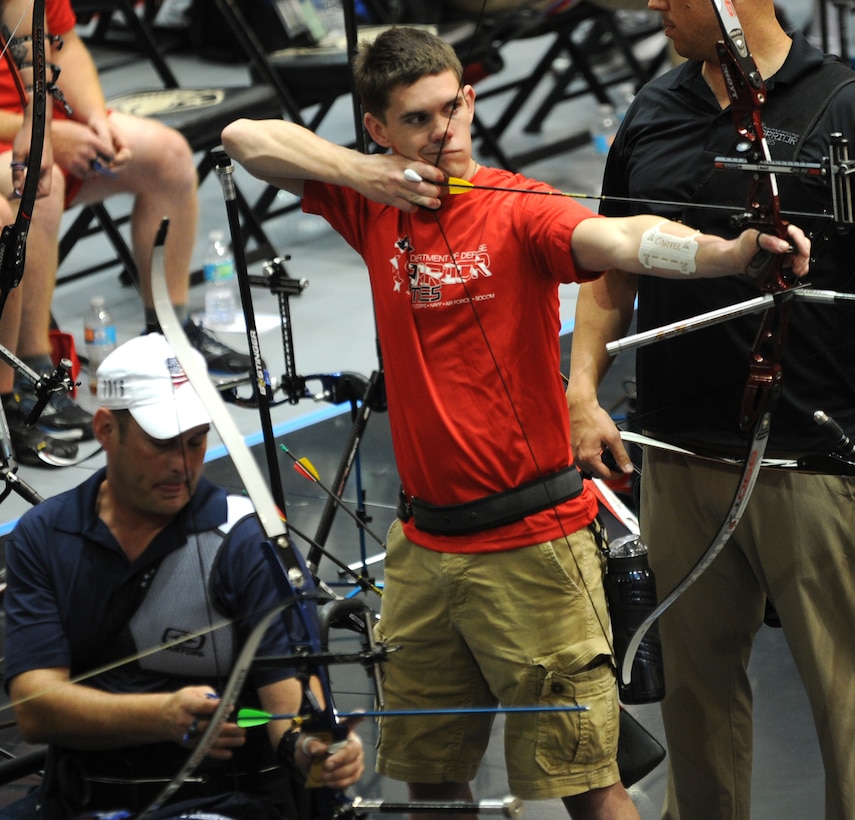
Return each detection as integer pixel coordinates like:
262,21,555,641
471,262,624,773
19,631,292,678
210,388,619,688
716,132,855,234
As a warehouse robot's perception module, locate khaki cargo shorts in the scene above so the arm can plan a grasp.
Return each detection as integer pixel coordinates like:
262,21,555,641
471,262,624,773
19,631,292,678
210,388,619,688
374,520,621,799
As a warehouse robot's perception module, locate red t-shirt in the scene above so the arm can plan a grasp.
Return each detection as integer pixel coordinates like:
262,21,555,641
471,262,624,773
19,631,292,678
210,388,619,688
303,165,602,553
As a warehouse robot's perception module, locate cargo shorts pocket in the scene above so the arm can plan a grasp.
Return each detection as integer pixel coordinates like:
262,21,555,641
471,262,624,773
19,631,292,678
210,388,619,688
532,654,618,772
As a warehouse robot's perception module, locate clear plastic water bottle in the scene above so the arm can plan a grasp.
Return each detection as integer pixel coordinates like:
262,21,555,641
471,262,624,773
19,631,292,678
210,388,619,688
592,103,619,156
310,0,344,41
84,296,117,394
604,534,666,704
203,230,237,329
614,82,636,123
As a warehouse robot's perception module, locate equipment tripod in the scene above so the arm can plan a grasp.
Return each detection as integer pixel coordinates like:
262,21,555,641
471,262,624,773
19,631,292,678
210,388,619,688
211,149,388,590
0,333,77,508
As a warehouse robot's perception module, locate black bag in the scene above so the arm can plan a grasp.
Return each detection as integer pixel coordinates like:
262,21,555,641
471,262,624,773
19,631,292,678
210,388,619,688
616,708,666,787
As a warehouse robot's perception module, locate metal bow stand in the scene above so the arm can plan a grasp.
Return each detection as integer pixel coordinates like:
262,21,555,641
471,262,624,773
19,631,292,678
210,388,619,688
0,343,74,506
214,0,392,587
210,151,387,589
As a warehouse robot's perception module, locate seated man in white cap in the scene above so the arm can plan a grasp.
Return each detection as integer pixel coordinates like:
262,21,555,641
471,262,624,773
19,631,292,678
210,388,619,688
2,333,364,820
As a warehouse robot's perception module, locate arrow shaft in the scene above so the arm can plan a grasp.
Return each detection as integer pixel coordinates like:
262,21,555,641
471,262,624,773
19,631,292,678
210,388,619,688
447,180,832,222
238,704,587,727
280,445,386,548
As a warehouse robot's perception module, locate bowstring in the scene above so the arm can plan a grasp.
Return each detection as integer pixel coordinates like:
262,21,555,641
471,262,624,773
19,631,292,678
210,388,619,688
164,360,249,801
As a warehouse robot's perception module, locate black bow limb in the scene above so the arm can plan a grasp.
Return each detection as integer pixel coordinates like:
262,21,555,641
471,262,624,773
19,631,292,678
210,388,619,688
0,0,47,315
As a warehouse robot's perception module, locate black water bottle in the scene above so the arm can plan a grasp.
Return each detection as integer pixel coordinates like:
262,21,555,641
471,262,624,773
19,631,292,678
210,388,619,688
605,534,665,704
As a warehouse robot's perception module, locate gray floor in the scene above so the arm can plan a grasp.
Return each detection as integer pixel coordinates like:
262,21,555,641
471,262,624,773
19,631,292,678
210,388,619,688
0,1,834,817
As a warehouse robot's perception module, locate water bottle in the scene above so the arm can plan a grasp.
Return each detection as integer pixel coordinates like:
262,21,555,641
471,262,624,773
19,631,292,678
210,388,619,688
309,0,344,41
604,534,666,704
614,82,636,123
203,230,237,329
83,296,117,395
592,103,618,156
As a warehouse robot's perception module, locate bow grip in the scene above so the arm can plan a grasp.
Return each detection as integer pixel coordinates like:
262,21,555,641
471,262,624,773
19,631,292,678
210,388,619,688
299,686,349,789
744,226,797,293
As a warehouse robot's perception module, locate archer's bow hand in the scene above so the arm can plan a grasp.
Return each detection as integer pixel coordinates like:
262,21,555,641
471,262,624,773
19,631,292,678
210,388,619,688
739,224,811,284
296,719,365,790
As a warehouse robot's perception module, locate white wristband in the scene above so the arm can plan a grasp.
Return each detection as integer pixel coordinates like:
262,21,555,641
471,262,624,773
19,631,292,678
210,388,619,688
637,221,700,275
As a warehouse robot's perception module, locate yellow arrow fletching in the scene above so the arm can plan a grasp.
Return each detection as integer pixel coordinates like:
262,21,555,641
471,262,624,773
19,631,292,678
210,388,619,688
446,177,475,195
294,457,320,482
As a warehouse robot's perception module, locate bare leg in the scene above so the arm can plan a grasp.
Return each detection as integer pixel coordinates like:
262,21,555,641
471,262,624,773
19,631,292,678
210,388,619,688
562,782,640,820
70,110,197,312
0,158,78,461
0,179,21,393
15,165,65,363
0,282,23,394
0,153,64,382
408,781,474,820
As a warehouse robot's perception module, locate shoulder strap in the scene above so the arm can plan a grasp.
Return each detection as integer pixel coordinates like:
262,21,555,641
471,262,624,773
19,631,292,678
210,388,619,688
767,58,855,160
793,63,855,158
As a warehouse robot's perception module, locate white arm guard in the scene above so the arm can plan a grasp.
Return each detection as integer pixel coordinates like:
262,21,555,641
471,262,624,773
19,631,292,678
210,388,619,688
637,221,700,275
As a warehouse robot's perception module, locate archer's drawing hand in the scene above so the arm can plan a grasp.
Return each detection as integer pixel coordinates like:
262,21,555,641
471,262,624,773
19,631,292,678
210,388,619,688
355,155,444,212
169,686,245,760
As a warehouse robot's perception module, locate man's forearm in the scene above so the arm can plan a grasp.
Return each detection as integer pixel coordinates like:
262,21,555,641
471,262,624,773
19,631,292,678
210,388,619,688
222,118,365,198
2,0,36,34
11,670,176,749
567,272,636,400
1,0,50,107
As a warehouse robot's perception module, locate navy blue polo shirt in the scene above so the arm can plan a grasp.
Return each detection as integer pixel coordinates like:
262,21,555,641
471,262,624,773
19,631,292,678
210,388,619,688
4,469,311,693
601,32,855,452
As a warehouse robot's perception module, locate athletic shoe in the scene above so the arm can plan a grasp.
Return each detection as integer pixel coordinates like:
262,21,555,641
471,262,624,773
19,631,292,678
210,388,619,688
1,397,80,468
8,380,94,441
183,317,254,376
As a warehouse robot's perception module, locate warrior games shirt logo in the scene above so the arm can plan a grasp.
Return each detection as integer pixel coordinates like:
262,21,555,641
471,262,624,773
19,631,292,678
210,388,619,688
390,235,494,307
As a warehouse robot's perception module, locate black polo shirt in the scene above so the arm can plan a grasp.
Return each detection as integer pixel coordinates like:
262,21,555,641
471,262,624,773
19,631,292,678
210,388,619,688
601,32,855,453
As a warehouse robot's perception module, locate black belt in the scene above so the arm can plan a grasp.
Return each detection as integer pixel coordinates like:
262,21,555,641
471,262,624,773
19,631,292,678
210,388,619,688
398,466,584,536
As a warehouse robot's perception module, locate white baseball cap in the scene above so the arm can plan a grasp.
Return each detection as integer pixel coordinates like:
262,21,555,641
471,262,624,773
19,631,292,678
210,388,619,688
96,334,211,440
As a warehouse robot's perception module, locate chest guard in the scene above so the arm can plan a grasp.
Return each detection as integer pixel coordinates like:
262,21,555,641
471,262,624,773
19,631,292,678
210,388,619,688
130,495,254,680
